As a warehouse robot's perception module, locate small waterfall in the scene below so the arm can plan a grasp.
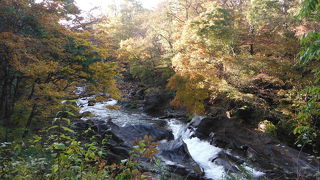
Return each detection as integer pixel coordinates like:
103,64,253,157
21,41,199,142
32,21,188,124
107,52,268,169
167,116,226,179
167,116,265,179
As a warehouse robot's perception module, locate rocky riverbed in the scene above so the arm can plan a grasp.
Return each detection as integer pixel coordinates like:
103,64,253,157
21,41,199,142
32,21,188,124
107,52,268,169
72,92,320,179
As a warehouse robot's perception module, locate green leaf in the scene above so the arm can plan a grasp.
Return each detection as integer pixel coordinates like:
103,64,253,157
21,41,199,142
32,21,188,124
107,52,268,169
98,151,103,157
62,118,71,124
65,111,75,117
52,164,59,174
51,153,57,158
138,141,146,147
60,134,72,140
71,166,81,170
62,126,75,134
48,125,58,131
33,135,42,143
54,143,66,150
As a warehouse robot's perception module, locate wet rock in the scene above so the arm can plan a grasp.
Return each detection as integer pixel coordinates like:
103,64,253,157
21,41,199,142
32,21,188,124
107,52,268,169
192,116,320,179
207,107,227,117
143,88,163,112
166,165,205,180
246,147,259,162
196,115,230,138
159,112,187,120
211,151,246,173
110,146,130,157
213,158,234,171
159,140,204,178
88,119,110,134
72,120,95,132
80,111,94,118
232,106,254,120
105,152,126,164
117,124,174,144
135,89,145,100
106,146,131,164
74,118,174,147
88,99,96,106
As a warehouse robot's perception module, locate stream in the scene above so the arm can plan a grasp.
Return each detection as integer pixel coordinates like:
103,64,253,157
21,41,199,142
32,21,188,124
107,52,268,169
76,96,265,179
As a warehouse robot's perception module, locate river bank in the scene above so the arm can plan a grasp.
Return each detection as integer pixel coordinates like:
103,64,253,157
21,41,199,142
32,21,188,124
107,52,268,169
73,86,320,179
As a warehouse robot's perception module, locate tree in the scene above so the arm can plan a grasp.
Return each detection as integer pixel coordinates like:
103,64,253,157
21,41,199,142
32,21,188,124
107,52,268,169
245,0,300,56
294,0,320,150
167,2,235,113
0,0,120,140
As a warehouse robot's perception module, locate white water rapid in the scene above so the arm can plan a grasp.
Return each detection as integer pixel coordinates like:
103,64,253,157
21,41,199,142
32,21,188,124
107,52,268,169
76,95,264,179
167,117,226,179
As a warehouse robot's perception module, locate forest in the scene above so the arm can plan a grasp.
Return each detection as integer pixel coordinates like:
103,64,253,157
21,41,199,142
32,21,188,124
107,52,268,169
0,0,319,179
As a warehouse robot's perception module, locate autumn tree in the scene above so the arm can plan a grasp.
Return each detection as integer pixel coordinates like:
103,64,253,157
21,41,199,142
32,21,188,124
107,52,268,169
0,0,120,140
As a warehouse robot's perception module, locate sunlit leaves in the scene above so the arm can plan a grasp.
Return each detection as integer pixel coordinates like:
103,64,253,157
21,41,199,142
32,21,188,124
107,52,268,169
0,0,121,139
295,0,320,147
168,73,209,114
88,61,121,100
247,0,284,29
299,32,320,65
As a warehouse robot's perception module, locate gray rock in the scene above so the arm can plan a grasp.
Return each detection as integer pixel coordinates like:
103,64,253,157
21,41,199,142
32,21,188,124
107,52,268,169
88,99,96,106
192,116,320,179
159,140,204,178
80,111,93,118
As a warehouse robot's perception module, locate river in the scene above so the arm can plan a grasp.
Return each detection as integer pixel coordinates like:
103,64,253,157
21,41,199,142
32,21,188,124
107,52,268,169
76,95,265,180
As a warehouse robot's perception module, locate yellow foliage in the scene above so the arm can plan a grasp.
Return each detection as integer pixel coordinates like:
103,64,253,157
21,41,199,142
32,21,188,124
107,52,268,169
88,62,122,100
168,73,209,114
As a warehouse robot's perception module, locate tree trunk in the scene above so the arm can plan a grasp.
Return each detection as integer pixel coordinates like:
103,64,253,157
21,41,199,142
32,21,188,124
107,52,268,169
10,76,20,114
0,67,8,120
249,25,255,55
22,80,38,138
249,44,254,55
22,103,37,138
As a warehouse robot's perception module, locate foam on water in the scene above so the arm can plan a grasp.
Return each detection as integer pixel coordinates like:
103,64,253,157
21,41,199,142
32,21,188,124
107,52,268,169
167,116,265,179
167,119,191,139
167,118,226,179
77,97,152,126
184,138,225,179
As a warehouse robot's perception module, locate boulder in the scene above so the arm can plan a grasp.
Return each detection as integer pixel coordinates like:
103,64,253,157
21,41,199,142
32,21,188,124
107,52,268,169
80,111,94,118
88,99,96,106
115,124,174,144
105,146,131,164
192,116,320,179
211,152,239,173
134,88,145,100
159,140,204,178
105,151,127,164
195,115,231,138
